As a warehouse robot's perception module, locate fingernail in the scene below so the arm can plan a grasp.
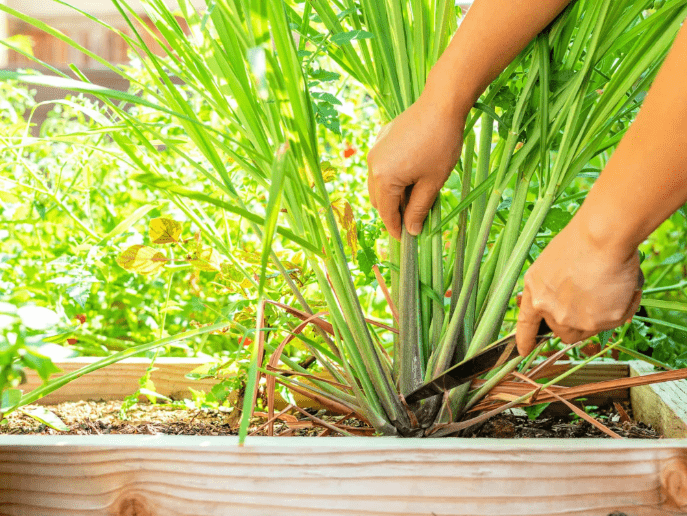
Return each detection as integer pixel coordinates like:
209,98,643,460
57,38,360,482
408,222,422,235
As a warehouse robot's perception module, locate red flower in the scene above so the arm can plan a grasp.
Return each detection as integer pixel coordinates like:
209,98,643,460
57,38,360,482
343,143,356,158
238,336,253,348
75,314,86,324
444,289,452,298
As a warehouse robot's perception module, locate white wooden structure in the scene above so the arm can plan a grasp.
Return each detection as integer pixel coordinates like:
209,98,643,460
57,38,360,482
2,358,687,514
2,436,687,515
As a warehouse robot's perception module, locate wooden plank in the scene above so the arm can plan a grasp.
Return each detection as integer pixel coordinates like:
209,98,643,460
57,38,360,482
21,359,630,408
0,436,686,515
630,361,687,438
21,358,219,404
554,360,629,404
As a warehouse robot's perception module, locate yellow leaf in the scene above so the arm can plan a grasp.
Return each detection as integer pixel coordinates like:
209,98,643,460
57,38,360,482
116,245,167,275
331,199,359,255
190,245,222,272
320,161,337,183
149,217,182,244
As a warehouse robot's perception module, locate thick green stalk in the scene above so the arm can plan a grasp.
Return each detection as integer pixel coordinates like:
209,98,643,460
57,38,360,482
468,193,555,355
390,234,401,380
449,131,475,320
474,227,505,325
464,113,493,261
537,34,551,186
493,163,537,288
386,0,413,110
430,198,444,354
398,228,424,396
419,216,433,354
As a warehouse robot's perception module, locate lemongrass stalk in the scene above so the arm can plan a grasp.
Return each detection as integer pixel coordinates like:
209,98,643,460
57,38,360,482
464,112,493,261
385,0,413,110
429,57,541,373
398,227,424,396
433,382,471,426
310,261,388,417
324,255,410,427
450,131,475,318
462,355,525,413
474,228,504,329
390,234,401,380
492,163,537,290
430,198,444,354
258,366,360,408
427,187,502,375
537,34,551,185
408,0,426,99
468,193,555,355
430,0,458,65
519,342,548,374
419,217,433,352
328,324,396,433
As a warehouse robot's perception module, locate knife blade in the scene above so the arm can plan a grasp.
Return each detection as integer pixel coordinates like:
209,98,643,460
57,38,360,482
404,320,551,405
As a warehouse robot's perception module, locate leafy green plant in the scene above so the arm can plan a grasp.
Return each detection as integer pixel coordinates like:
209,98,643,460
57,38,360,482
0,302,62,422
2,0,687,441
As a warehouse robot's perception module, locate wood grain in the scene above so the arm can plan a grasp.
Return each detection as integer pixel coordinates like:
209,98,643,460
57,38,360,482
22,359,631,406
631,361,687,438
20,358,219,405
0,436,685,516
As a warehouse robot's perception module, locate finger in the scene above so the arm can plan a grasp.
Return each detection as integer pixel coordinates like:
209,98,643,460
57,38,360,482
635,266,645,291
622,289,643,324
403,179,440,236
376,184,404,241
516,288,543,356
550,325,588,345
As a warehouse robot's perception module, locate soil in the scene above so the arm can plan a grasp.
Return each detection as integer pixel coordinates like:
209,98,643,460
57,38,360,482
1,399,661,439
465,404,660,439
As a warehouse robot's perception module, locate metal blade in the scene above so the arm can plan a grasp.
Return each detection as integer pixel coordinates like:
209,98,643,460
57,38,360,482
404,338,518,404
404,320,552,405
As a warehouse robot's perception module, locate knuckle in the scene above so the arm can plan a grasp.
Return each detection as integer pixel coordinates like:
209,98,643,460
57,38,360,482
610,307,626,322
530,297,545,312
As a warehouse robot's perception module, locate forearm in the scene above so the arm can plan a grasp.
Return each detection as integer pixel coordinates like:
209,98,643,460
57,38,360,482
423,0,571,115
575,21,687,260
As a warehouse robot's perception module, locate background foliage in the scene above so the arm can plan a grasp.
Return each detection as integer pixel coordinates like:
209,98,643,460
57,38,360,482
1,1,686,430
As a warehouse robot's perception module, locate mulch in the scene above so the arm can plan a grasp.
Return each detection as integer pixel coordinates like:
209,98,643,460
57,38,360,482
1,399,661,439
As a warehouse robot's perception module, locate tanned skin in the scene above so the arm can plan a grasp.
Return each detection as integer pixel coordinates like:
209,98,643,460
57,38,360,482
366,0,687,355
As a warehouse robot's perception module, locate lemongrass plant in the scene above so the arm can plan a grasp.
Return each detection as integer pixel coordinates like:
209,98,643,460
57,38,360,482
1,0,685,439
308,0,687,425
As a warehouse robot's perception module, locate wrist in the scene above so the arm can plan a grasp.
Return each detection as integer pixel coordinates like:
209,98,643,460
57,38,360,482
569,204,639,264
421,63,477,121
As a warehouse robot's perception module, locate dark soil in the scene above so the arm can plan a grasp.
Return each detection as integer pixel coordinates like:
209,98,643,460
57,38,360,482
1,399,661,438
465,403,660,439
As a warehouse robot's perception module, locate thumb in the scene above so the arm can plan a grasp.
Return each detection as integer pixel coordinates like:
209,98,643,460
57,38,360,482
404,180,440,236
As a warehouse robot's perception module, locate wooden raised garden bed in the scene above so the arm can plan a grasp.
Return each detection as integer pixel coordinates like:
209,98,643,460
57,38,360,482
1,358,687,516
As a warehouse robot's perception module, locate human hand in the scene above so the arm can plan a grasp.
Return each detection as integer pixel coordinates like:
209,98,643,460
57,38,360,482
515,216,644,356
366,95,465,240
